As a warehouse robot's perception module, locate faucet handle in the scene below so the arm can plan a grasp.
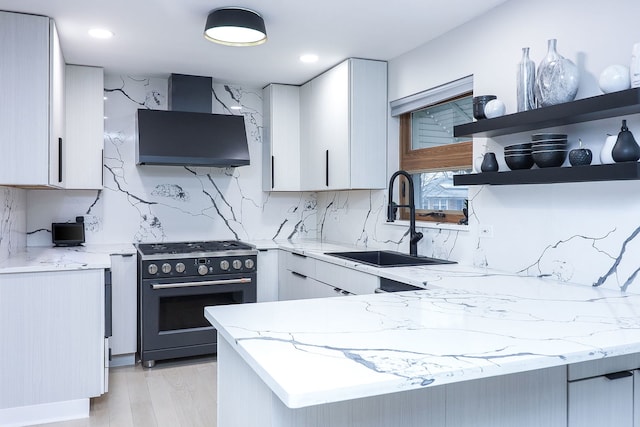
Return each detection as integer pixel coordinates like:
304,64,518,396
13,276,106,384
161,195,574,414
387,202,398,222
410,231,424,244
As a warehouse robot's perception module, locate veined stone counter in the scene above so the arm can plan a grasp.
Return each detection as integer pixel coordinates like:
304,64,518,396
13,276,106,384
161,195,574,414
205,275,640,411
0,244,135,274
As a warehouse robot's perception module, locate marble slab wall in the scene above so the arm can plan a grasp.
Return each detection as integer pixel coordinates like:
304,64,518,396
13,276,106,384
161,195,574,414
27,75,316,245
0,186,26,260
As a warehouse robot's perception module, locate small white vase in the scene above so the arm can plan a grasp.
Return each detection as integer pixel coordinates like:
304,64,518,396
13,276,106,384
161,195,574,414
600,134,617,164
631,42,640,88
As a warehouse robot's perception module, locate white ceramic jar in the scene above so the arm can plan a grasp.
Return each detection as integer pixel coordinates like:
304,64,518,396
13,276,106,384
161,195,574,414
631,42,640,88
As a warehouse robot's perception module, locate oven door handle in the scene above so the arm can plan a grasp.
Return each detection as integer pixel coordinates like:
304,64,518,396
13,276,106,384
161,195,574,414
151,278,252,289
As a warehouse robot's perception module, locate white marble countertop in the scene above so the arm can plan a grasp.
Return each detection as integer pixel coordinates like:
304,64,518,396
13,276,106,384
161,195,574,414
0,243,136,274
206,272,640,409
258,238,505,290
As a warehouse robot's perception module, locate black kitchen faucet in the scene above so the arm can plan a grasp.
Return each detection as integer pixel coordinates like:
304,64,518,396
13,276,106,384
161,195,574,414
387,170,423,256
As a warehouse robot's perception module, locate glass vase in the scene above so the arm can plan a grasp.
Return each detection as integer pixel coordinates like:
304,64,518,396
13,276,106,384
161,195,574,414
534,39,579,107
517,47,536,111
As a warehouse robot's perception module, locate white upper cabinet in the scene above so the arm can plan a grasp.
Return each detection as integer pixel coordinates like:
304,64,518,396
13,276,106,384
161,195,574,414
64,65,104,189
263,84,301,191
264,58,388,192
0,12,65,187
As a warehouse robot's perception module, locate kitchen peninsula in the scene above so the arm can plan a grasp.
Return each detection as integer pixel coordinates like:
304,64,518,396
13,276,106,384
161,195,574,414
206,263,640,427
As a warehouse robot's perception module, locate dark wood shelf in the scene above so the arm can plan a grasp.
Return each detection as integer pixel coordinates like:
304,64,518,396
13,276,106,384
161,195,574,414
454,88,640,138
453,162,640,186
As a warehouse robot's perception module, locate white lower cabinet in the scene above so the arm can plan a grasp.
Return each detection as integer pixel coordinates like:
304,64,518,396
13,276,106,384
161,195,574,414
109,254,137,360
278,250,377,300
568,372,634,427
567,353,640,427
0,269,105,411
257,249,279,302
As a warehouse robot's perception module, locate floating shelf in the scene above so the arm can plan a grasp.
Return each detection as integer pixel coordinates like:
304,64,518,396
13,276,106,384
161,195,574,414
454,88,640,138
453,162,640,186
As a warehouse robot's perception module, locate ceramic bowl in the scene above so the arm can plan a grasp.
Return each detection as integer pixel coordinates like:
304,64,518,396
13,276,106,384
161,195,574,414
505,143,532,150
504,153,534,170
532,150,567,168
531,133,568,141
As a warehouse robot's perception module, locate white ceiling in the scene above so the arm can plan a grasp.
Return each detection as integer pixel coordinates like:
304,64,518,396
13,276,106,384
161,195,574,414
0,0,509,87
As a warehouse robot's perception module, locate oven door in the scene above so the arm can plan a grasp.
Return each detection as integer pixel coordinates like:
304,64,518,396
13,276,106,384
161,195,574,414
141,273,256,351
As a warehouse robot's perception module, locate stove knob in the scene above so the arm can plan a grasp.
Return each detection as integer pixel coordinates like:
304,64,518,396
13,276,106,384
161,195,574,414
148,264,158,275
220,260,230,271
198,264,209,276
175,262,186,273
232,259,242,270
244,259,255,269
162,263,172,274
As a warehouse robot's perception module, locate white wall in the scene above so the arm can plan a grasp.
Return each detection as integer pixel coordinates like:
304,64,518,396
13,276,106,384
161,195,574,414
318,0,640,293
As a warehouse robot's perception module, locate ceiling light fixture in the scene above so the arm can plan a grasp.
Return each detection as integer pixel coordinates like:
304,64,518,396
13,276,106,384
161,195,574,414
204,7,267,47
300,54,319,63
88,28,114,39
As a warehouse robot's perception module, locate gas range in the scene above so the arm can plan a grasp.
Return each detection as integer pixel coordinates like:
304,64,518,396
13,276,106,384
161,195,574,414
136,240,258,367
136,240,258,279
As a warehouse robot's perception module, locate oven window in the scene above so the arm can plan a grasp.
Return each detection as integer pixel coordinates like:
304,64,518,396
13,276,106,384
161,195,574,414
158,292,244,331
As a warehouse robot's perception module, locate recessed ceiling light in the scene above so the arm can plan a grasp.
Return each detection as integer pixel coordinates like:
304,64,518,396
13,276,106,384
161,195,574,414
88,28,114,39
300,54,319,63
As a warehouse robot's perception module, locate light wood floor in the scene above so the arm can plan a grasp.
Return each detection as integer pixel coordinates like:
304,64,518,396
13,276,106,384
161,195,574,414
34,356,217,427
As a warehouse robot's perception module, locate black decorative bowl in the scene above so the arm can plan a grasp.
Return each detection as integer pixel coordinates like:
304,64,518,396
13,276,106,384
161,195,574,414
504,154,534,170
532,150,567,168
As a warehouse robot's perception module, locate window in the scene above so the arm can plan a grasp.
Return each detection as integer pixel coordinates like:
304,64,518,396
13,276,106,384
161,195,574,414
393,79,473,225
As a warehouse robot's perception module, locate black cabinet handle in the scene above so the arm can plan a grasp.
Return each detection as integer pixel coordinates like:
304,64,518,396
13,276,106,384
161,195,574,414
291,271,307,279
58,137,63,183
325,150,329,187
291,252,307,258
271,155,275,189
604,371,633,380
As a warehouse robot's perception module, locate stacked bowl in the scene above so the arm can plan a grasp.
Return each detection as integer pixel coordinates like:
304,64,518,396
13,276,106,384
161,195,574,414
531,133,568,168
504,142,534,170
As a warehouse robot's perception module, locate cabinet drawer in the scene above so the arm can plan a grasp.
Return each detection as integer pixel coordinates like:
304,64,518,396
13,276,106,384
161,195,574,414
282,250,316,277
568,353,640,381
568,373,634,427
315,260,378,295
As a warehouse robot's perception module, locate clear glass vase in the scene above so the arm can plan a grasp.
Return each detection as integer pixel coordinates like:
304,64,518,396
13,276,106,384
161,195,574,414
534,39,579,107
517,47,536,111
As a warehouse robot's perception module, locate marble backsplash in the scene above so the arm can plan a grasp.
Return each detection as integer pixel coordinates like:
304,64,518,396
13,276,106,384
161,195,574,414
27,75,316,246
0,186,26,260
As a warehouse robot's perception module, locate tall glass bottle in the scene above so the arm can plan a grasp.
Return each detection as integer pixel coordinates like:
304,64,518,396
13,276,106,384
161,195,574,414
517,47,536,111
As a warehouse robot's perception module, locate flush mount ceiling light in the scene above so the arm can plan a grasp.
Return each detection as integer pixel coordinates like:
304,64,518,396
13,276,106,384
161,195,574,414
204,7,267,46
88,28,114,39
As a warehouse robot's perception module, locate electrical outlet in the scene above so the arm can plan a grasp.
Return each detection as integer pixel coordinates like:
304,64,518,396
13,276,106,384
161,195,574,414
479,225,494,238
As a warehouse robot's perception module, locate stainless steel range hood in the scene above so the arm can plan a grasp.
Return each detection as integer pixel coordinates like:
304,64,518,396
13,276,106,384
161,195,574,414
135,74,250,167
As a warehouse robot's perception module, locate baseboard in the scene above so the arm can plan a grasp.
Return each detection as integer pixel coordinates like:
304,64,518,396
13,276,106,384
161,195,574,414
0,398,89,427
109,353,136,367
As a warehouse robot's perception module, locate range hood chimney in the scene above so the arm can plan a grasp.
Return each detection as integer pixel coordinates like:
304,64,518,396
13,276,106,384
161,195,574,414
135,74,250,167
168,74,212,113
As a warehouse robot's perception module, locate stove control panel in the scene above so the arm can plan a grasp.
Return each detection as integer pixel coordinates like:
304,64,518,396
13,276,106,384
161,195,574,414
142,255,257,278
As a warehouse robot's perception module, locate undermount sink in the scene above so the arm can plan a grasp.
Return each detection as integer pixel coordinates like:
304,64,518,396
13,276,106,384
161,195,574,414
325,250,456,268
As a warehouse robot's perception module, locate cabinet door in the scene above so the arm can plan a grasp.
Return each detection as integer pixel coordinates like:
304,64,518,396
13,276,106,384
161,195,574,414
568,373,634,427
634,370,640,427
299,80,315,190
49,20,65,187
0,270,104,408
263,84,301,191
310,61,350,190
0,12,50,186
349,59,387,189
64,65,104,189
110,254,137,356
257,249,279,302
